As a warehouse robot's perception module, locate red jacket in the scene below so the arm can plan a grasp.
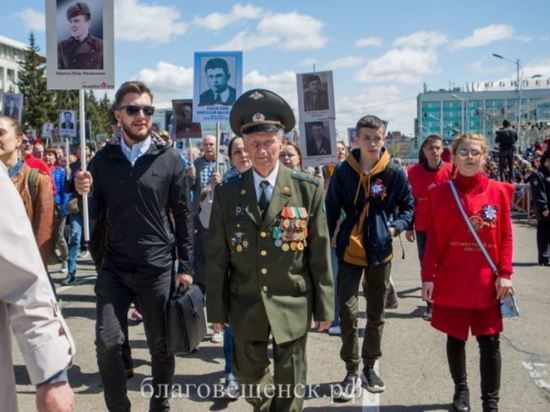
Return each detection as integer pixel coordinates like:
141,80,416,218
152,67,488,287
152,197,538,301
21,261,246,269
407,161,452,231
421,173,514,308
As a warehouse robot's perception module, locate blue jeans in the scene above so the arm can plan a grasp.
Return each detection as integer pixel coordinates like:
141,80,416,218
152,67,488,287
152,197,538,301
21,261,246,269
223,325,234,380
331,248,340,327
67,213,83,275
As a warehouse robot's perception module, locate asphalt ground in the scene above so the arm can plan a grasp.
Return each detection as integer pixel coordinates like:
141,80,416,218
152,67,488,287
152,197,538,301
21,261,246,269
12,219,550,411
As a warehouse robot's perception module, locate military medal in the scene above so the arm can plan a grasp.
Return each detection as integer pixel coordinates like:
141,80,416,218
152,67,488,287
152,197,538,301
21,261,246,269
290,242,297,251
297,242,304,251
236,245,243,252
275,239,282,248
281,243,290,252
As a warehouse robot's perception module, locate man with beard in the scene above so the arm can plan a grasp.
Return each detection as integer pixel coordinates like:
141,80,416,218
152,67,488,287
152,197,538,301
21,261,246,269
74,81,194,412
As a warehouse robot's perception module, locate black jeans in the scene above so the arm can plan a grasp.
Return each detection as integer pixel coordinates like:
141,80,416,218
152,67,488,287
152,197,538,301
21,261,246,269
536,220,550,264
95,260,174,412
498,152,514,182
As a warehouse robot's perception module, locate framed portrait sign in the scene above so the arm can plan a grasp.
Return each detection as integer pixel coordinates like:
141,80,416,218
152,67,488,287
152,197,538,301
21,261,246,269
193,51,242,122
59,110,77,137
46,0,114,90
2,92,24,124
172,99,202,139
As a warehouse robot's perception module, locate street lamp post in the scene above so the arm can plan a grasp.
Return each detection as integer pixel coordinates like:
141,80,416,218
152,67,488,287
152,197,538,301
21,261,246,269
492,53,522,147
451,93,467,134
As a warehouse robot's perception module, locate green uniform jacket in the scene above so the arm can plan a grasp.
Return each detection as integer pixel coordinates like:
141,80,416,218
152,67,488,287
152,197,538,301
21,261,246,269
57,35,103,70
205,165,334,344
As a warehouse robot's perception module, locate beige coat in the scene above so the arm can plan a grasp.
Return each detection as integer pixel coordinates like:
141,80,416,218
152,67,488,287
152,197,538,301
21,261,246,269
0,165,75,411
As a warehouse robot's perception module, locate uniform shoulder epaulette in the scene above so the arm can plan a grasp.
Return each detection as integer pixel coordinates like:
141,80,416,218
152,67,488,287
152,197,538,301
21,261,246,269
223,173,243,185
291,170,320,186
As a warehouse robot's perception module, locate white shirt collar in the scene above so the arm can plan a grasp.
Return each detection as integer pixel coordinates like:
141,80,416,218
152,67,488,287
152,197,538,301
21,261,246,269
217,87,231,103
253,161,280,201
120,134,152,166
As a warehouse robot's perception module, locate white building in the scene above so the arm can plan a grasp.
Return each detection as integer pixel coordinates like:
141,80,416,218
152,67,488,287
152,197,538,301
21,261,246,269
0,34,27,97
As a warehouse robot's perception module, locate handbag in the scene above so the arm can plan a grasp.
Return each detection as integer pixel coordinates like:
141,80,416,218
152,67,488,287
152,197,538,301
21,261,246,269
449,181,519,318
343,174,369,266
166,284,207,354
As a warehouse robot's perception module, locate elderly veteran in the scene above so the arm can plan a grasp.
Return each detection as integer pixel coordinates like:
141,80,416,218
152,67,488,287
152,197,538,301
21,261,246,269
205,89,334,412
57,2,103,70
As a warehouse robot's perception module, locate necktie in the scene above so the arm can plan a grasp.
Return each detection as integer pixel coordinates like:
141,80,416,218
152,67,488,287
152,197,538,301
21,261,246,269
258,180,270,218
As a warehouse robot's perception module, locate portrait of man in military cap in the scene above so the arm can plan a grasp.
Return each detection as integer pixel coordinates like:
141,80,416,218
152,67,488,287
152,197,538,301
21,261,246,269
303,73,329,112
57,1,104,70
198,57,237,106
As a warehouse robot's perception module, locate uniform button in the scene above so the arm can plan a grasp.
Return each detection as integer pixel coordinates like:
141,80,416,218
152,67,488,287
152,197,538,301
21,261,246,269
260,231,267,238
261,268,268,274
262,286,268,292
260,250,267,256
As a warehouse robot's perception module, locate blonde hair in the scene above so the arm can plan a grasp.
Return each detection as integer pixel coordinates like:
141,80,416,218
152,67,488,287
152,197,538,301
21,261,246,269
451,133,489,156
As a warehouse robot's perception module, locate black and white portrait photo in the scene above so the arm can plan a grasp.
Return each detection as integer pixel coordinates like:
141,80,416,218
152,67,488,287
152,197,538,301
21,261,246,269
305,120,332,156
172,99,202,138
59,110,77,137
302,73,329,112
2,93,23,123
56,0,104,70
198,57,237,107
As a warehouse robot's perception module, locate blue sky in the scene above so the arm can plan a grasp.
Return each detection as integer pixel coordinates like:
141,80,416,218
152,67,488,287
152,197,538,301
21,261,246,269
3,0,550,135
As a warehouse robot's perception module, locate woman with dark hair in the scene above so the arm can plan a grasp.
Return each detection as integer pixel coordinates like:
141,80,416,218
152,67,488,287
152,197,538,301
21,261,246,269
406,135,452,320
529,149,550,265
280,140,303,170
422,133,514,412
45,147,69,273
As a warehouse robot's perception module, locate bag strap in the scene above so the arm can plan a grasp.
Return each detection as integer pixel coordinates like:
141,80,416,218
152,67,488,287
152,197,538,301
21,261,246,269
449,181,498,273
27,168,39,204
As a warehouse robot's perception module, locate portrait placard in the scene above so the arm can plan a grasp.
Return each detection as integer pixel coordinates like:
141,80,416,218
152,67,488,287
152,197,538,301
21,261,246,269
59,110,77,137
193,51,242,122
2,92,24,124
46,0,114,90
172,99,202,139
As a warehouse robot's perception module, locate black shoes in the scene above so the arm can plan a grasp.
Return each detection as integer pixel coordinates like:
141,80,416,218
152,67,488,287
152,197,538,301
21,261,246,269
362,365,385,393
452,387,471,412
335,370,362,401
61,273,76,286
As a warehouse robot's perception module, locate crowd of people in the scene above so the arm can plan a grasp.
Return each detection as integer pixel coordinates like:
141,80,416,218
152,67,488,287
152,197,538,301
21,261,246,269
1,80,549,412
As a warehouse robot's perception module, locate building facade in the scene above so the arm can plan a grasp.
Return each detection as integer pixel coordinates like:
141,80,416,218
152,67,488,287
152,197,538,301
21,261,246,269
0,34,27,98
417,86,550,150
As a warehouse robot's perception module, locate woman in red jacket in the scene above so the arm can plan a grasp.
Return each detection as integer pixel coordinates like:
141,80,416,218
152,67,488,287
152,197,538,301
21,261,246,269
422,133,514,412
406,134,452,320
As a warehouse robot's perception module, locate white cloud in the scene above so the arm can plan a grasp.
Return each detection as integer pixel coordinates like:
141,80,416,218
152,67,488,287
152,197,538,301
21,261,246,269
453,24,514,50
325,56,365,70
194,4,263,31
469,60,508,74
354,36,382,48
213,30,278,51
133,62,193,107
393,31,447,48
299,58,318,67
12,8,45,32
115,0,188,43
355,48,438,84
336,86,416,135
244,70,298,109
213,12,326,51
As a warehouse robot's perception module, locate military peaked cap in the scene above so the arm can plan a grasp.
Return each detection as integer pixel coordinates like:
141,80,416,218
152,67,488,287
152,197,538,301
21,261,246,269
230,89,295,136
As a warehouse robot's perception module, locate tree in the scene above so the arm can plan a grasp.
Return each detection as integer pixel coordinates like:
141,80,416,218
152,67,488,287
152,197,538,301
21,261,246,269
17,33,54,133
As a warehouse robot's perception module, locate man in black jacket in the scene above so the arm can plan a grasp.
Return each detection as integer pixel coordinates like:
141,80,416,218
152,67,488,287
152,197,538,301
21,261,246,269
529,150,550,265
74,81,194,412
326,115,414,400
495,119,518,182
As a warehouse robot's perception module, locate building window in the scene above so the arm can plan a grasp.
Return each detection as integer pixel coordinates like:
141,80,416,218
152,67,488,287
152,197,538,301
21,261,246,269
7,69,15,83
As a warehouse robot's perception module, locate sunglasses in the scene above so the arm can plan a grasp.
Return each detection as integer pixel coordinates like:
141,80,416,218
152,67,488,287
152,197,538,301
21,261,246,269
119,105,155,117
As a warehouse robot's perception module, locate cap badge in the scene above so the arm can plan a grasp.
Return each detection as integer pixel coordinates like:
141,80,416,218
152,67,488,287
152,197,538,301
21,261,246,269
253,112,265,122
249,91,264,100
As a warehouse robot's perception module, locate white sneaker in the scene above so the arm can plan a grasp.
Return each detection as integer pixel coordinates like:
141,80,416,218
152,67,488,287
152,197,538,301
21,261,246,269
211,331,223,343
328,325,341,336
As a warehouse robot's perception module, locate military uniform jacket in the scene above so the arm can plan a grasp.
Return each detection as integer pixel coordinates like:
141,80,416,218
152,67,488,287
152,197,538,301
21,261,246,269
58,35,103,70
0,166,75,411
205,165,334,344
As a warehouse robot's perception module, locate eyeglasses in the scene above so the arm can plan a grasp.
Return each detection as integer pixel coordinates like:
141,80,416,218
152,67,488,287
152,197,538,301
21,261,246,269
457,148,483,158
119,105,155,117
